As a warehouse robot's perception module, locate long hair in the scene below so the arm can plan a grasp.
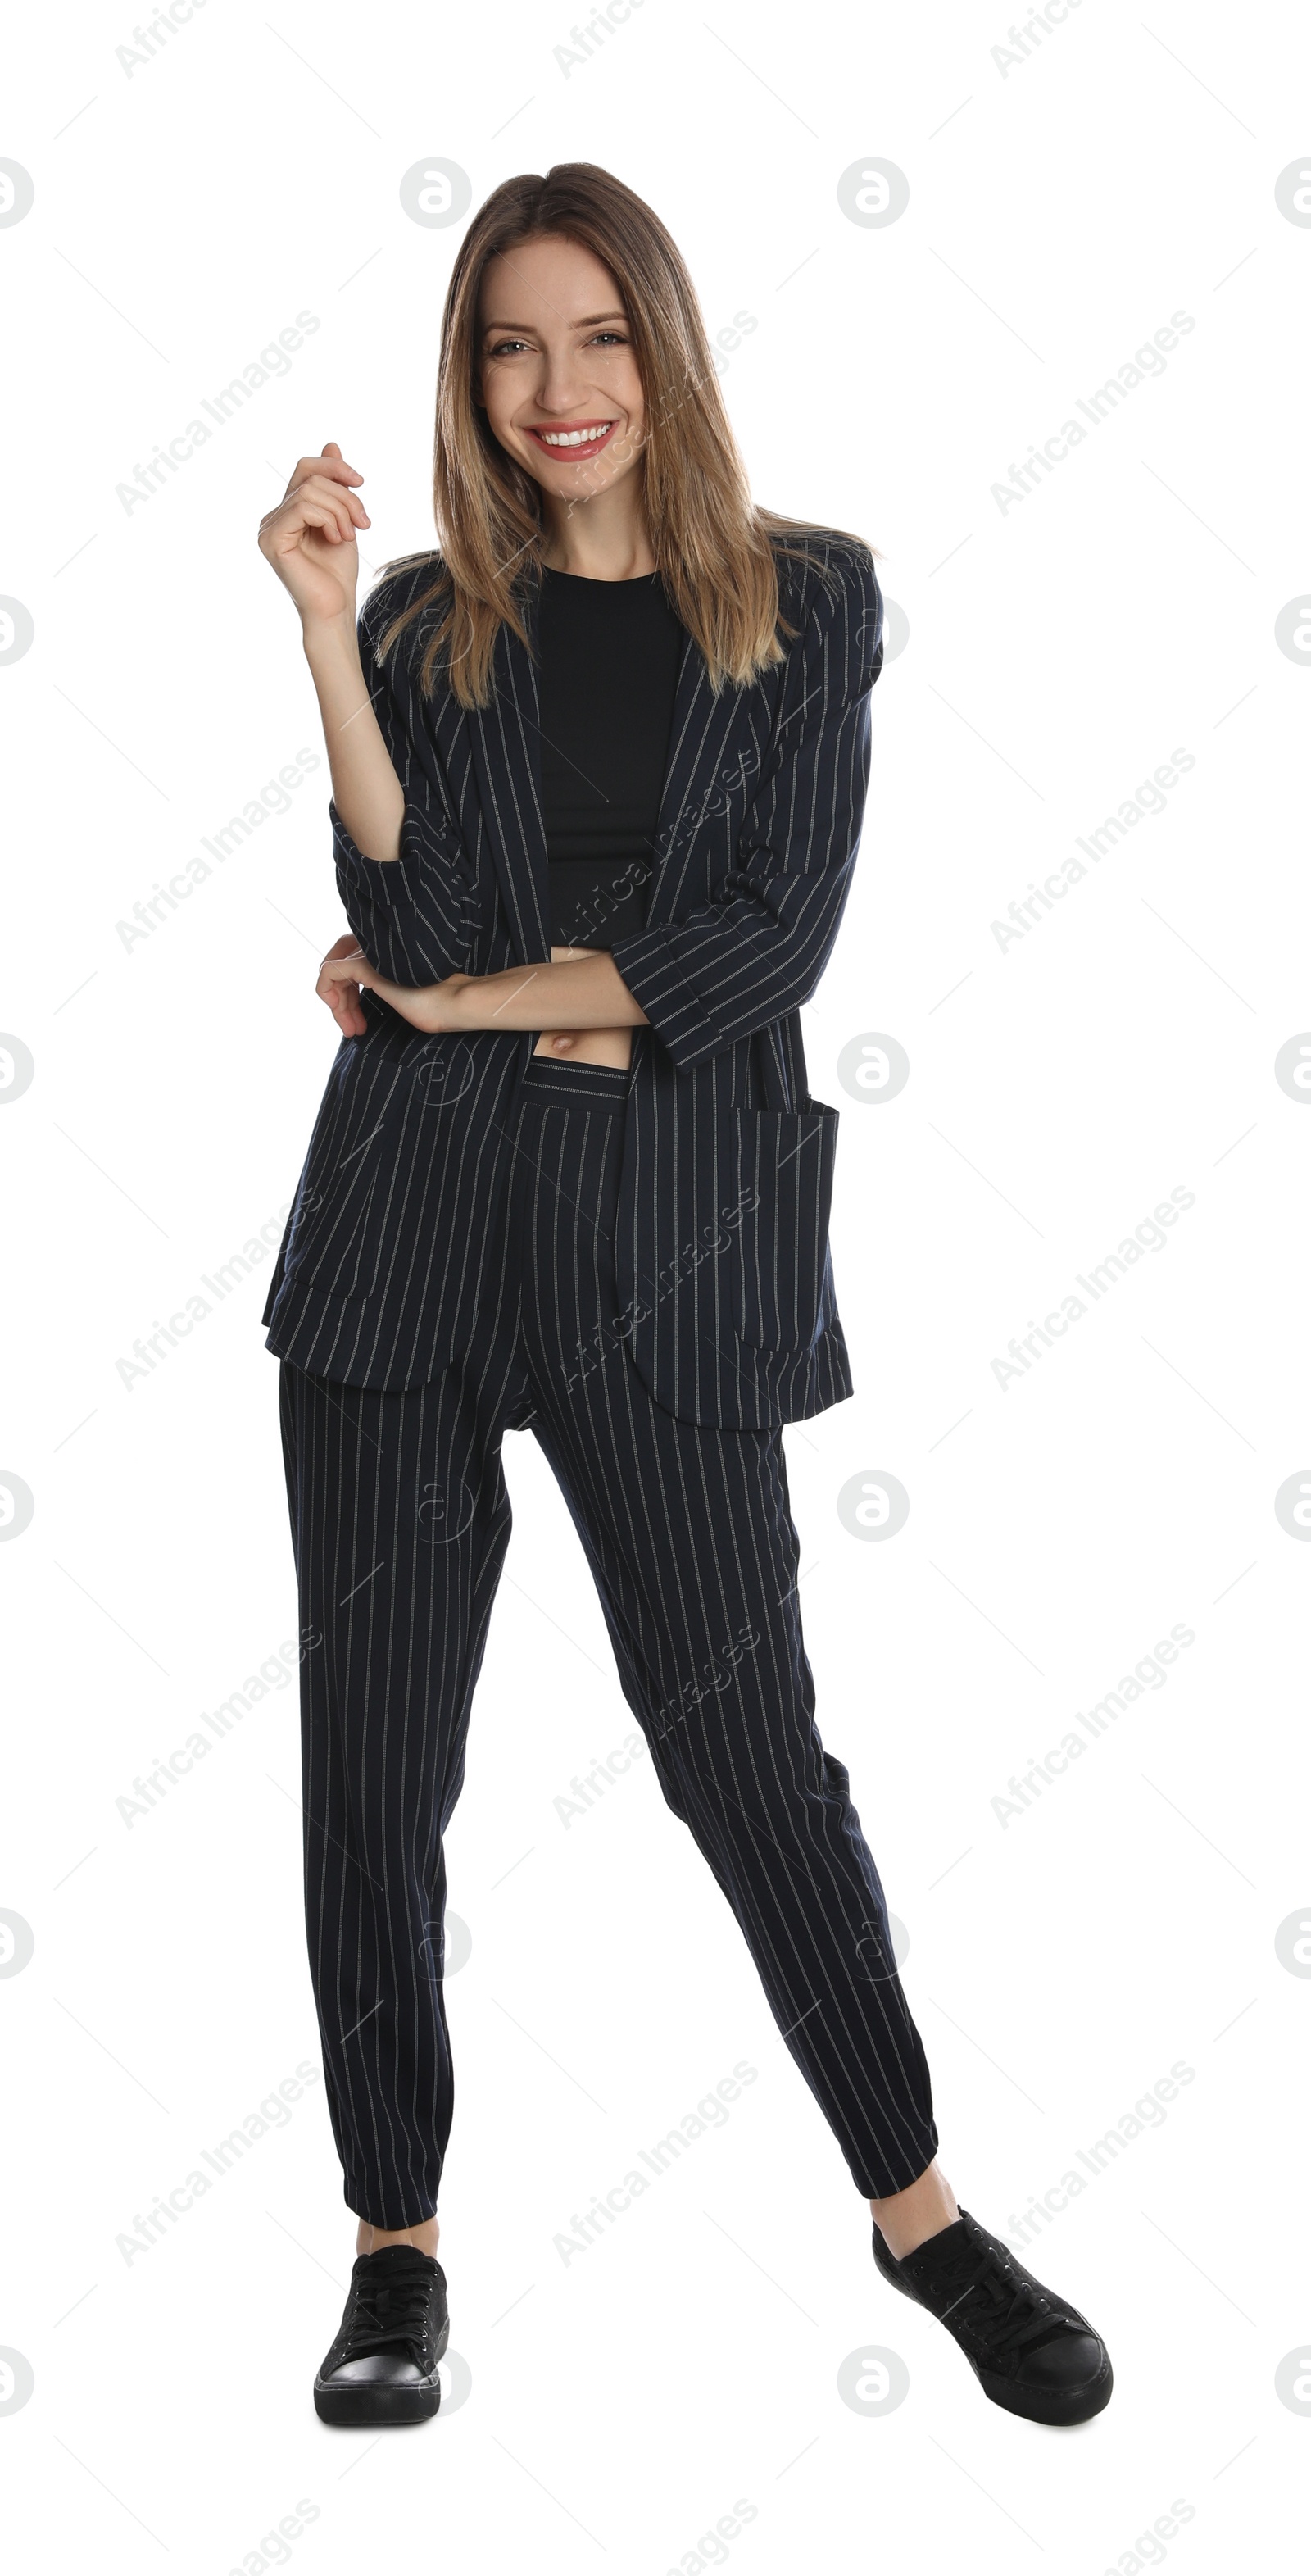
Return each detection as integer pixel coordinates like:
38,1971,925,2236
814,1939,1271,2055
375,162,878,709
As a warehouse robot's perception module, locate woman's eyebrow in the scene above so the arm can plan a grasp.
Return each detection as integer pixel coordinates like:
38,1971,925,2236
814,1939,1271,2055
481,310,629,334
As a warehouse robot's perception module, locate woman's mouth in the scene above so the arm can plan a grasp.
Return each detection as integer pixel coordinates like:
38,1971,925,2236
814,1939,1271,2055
524,420,618,461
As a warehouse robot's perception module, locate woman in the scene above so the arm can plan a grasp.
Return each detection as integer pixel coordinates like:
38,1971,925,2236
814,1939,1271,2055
257,162,1111,2432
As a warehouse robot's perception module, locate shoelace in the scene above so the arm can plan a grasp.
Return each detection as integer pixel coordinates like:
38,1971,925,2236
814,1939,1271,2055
928,2239,1070,2360
339,2253,439,2362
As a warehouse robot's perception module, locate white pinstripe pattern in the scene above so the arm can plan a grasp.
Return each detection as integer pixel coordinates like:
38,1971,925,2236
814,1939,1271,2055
278,1066,938,2228
262,530,882,1428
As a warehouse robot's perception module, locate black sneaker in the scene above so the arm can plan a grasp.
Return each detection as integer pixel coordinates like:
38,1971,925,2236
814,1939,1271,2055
872,2209,1112,2426
314,2246,449,2427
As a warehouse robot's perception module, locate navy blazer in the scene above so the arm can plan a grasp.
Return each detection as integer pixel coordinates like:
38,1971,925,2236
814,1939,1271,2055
261,528,883,1427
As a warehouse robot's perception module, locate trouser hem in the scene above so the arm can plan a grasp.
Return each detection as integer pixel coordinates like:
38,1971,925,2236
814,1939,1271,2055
346,2182,439,2231
854,2133,941,2201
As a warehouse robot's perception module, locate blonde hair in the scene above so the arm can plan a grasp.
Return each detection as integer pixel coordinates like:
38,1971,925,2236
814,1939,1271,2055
375,161,878,709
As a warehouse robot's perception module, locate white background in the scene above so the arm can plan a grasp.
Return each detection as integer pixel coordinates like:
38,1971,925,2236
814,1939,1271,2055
2,0,1309,2567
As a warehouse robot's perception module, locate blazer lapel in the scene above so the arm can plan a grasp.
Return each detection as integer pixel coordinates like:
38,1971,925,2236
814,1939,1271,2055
643,628,739,929
463,581,551,965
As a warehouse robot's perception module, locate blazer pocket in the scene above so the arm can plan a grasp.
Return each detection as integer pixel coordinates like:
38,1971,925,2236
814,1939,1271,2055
730,1102,838,1351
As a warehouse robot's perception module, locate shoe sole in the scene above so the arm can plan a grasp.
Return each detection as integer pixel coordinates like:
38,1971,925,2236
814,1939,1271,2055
314,2317,450,2427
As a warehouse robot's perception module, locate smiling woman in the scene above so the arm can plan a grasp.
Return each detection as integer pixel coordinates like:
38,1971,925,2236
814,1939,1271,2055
253,159,1112,2440
314,204,834,1066
371,174,824,709
480,274,642,477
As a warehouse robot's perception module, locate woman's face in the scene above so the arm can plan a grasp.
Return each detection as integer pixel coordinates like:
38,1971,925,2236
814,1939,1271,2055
476,234,646,499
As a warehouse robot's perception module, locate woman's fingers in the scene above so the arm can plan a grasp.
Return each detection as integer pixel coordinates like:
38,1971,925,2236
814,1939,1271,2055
262,478,368,546
317,940,406,1037
333,988,366,1034
317,945,375,998
286,501,350,547
319,441,364,483
260,448,367,620
285,445,365,492
297,472,369,526
315,938,447,1038
263,471,369,534
315,970,362,1033
316,939,370,1037
328,988,365,1036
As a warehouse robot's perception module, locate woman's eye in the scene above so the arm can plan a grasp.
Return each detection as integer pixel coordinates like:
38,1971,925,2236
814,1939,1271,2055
485,330,627,357
486,331,627,356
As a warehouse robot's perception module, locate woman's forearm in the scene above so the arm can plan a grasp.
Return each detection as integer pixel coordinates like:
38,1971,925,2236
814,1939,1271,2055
317,922,648,1042
446,952,647,1033
302,611,406,865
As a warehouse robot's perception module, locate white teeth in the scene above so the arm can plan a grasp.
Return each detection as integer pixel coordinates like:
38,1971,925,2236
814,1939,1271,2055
536,425,611,447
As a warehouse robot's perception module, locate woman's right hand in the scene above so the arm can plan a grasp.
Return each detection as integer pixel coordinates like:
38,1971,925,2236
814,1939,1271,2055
257,442,371,629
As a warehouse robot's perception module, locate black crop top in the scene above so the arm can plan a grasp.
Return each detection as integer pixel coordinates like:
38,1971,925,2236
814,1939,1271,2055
538,566,685,949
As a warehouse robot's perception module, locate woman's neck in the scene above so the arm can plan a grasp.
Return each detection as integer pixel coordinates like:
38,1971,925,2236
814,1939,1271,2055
538,483,656,581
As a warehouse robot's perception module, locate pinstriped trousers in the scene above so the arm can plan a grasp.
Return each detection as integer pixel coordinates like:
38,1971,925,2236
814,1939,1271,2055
278,1055,938,2226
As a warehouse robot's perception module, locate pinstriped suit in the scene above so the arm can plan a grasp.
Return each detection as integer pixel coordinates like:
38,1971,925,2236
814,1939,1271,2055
261,531,876,1423
267,533,940,2225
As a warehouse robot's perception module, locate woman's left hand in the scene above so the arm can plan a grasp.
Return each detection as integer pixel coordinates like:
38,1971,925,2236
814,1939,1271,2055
316,934,459,1038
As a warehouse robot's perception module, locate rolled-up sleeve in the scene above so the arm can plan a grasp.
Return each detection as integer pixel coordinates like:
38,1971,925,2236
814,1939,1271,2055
610,544,882,1070
333,586,481,988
